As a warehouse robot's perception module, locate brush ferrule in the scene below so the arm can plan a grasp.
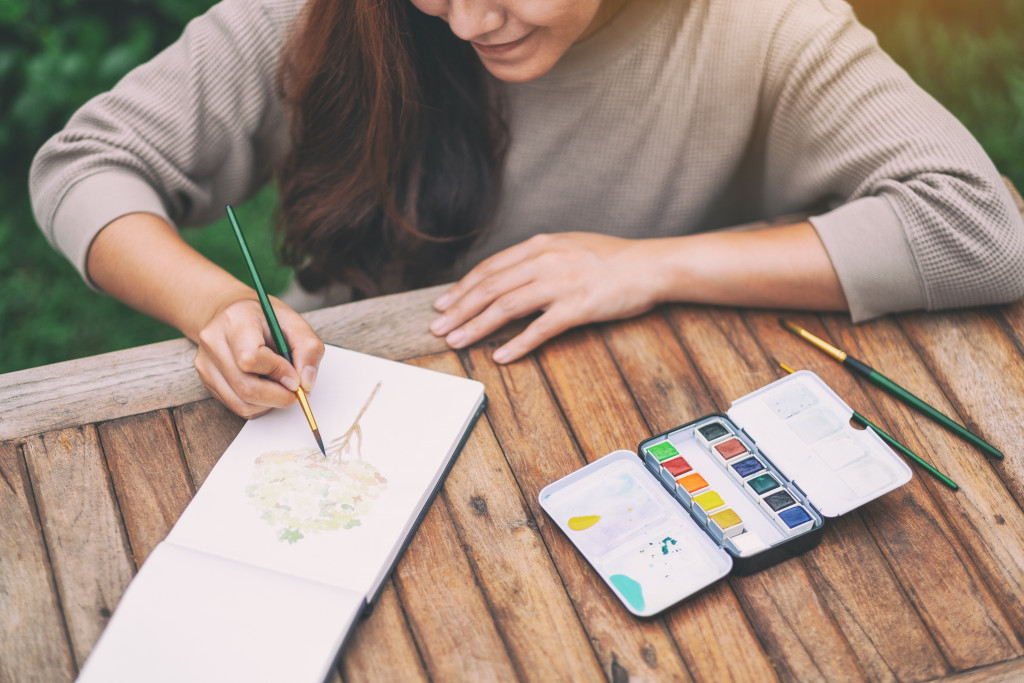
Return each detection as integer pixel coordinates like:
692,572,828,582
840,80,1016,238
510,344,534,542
296,388,318,430
782,320,847,362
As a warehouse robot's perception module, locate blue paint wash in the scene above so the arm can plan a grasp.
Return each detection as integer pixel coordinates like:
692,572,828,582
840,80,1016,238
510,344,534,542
610,574,645,612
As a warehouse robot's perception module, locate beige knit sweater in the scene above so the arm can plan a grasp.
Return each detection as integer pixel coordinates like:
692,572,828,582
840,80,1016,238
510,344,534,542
29,0,1024,321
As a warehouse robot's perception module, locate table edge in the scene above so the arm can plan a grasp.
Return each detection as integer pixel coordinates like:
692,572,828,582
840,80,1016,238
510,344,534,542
0,284,451,441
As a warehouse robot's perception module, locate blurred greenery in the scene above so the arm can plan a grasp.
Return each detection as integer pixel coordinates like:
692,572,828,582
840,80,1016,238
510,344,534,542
0,0,287,374
854,0,1024,189
1,0,1022,373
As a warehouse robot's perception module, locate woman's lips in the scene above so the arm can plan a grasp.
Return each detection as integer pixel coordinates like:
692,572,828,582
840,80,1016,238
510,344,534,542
472,31,534,58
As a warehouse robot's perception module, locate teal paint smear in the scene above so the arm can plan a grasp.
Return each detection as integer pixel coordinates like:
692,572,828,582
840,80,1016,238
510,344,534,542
610,574,645,612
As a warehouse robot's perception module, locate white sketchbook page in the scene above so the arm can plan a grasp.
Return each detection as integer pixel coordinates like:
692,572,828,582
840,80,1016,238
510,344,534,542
77,541,363,683
167,345,484,595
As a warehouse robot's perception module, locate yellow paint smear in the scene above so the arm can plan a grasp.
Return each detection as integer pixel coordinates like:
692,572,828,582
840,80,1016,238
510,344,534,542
568,515,601,531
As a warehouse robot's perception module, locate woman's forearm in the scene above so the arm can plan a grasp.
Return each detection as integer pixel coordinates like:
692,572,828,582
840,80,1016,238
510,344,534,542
649,221,848,311
86,212,256,341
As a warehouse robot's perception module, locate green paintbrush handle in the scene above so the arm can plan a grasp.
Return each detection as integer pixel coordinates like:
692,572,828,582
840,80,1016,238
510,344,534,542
852,412,958,490
226,205,292,364
857,363,1003,460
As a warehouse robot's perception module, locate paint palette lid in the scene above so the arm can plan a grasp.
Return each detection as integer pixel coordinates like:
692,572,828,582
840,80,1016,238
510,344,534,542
539,450,733,617
727,371,913,518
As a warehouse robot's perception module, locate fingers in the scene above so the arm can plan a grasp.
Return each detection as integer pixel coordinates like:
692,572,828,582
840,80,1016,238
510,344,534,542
194,298,324,419
194,340,295,418
434,236,547,313
430,233,660,364
274,300,325,392
490,305,580,363
432,234,596,358
195,353,274,419
238,345,300,391
431,266,540,345
435,270,594,363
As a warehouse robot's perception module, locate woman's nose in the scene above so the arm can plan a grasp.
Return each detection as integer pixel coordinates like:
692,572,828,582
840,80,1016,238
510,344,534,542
446,0,505,41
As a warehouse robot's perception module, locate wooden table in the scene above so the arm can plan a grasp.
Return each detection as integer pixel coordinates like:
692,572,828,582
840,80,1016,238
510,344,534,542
5,187,1024,682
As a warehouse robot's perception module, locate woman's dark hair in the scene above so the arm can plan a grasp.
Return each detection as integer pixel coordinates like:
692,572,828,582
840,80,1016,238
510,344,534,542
276,0,508,297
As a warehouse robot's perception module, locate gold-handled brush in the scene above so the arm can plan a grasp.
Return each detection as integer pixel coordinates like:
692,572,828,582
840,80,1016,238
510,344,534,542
780,319,1001,460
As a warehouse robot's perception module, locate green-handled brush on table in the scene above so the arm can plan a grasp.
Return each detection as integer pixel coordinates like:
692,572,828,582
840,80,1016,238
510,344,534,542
226,205,326,458
774,358,958,490
780,318,1001,460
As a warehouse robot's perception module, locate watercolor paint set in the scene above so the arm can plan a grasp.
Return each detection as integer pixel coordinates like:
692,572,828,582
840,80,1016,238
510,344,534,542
538,370,912,617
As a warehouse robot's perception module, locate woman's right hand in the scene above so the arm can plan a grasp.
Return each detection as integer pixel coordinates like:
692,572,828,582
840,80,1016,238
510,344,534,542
87,213,325,419
193,296,325,419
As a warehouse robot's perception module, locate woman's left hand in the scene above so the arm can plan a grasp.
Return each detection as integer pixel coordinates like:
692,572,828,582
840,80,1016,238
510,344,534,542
430,232,662,363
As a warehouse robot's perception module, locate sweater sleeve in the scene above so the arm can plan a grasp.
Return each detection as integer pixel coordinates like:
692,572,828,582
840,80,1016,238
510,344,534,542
757,0,1024,321
28,0,304,286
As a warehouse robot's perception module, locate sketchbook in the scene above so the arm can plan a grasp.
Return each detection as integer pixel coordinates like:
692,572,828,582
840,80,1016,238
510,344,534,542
77,344,486,683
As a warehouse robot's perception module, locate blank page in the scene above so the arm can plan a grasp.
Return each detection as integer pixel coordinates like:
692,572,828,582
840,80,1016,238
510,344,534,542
77,541,363,683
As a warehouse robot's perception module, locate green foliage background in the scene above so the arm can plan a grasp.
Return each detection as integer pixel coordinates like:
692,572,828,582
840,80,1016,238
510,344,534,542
1,0,1022,373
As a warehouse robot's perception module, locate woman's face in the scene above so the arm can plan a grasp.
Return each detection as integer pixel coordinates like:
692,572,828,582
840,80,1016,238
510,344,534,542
409,0,620,82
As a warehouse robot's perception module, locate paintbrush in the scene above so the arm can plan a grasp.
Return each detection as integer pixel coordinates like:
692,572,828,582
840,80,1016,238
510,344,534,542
779,318,1001,460
774,359,958,491
226,205,326,457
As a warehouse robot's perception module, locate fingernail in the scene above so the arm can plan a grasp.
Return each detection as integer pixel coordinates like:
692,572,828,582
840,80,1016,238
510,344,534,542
281,375,299,392
430,315,449,335
301,366,317,392
446,329,465,347
492,346,511,363
434,293,451,310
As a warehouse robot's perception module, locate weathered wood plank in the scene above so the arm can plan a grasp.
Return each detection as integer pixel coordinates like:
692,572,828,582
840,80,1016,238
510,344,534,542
410,352,604,682
0,440,76,683
534,326,651,458
390,485,518,681
172,398,244,488
993,301,1024,500
98,411,195,566
462,340,694,682
600,312,713,426
730,563,870,682
937,654,1024,683
896,311,1017,464
568,315,781,682
0,285,451,442
338,580,429,682
795,513,946,682
21,427,136,671
662,586,777,683
911,306,1024,508
821,312,1024,657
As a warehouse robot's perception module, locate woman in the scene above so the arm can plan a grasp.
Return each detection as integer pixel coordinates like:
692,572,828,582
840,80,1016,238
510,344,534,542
30,0,1024,418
